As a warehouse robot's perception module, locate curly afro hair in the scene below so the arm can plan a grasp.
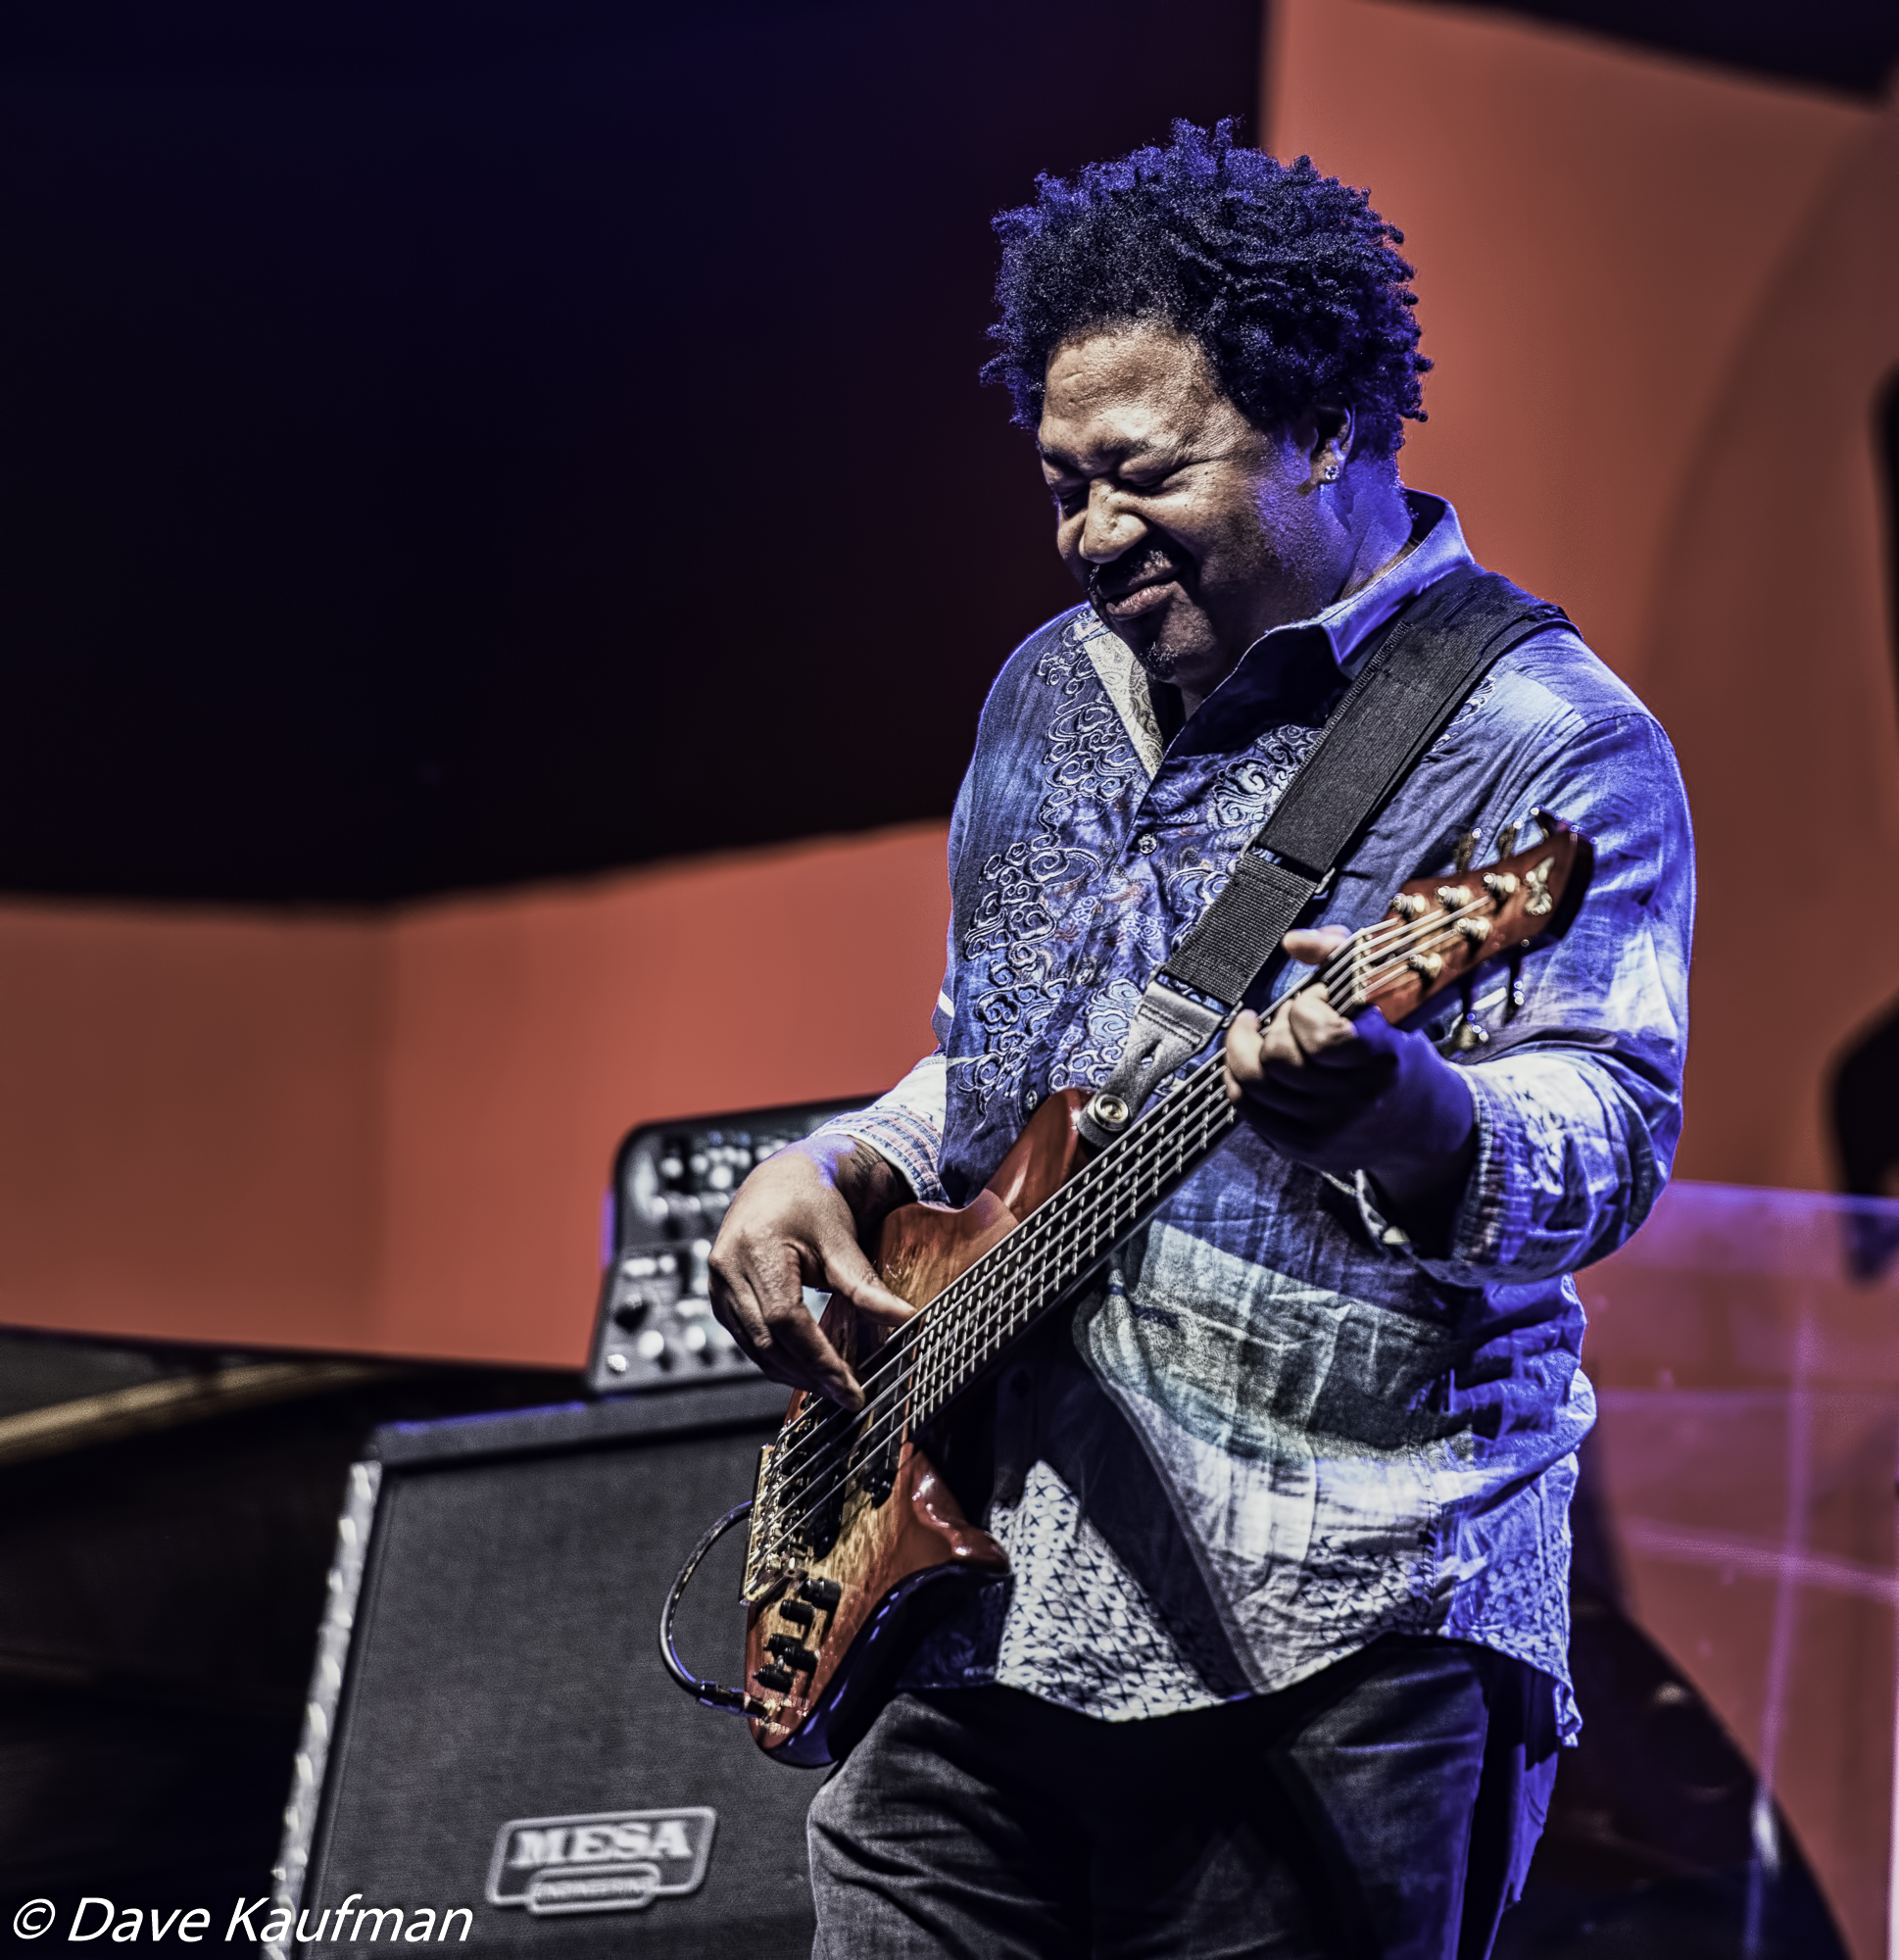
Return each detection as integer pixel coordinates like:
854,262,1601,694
984,121,1429,458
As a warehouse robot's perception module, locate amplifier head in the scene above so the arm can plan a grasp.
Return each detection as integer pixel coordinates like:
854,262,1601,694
587,1098,866,1396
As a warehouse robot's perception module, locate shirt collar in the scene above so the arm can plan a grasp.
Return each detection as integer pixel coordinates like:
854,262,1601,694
1170,490,1474,756
1309,490,1473,675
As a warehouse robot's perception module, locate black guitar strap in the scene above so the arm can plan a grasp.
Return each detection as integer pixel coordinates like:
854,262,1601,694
1077,564,1568,1147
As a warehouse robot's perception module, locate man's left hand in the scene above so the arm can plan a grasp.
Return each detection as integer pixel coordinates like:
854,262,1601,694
1224,928,1479,1240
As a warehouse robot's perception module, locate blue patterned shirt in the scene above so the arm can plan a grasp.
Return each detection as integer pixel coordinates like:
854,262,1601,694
814,494,1692,1736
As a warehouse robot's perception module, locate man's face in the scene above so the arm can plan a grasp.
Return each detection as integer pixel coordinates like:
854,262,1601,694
1038,325,1343,704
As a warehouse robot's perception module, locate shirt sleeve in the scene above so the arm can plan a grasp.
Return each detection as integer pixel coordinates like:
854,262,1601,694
801,773,969,1206
805,1049,950,1206
1402,709,1694,1287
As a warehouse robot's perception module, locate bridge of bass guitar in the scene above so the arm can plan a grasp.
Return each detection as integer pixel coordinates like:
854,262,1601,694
744,1429,1006,1766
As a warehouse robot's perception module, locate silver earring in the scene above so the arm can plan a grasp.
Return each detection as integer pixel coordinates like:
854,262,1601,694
1322,463,1341,483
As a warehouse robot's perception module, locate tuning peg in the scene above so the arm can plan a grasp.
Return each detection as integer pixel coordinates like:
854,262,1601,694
1449,977,1487,1052
1453,829,1479,873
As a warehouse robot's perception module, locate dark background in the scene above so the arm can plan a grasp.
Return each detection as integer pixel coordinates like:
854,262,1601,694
0,0,1894,908
0,0,1256,904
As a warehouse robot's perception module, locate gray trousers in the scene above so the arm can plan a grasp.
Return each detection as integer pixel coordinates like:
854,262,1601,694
807,1637,1557,1960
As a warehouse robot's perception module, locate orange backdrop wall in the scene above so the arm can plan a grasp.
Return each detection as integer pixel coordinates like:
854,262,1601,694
0,826,948,1367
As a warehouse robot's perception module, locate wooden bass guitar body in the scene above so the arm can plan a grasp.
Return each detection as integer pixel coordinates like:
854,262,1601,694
743,1087,1094,1765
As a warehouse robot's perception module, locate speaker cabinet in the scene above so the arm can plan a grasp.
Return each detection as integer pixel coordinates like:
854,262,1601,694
271,1382,815,1957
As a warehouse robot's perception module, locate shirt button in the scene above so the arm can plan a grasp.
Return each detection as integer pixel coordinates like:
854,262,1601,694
1023,1090,1039,1111
1135,833,1158,855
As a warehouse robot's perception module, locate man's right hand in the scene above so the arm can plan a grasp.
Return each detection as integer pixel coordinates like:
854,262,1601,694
707,1133,915,1409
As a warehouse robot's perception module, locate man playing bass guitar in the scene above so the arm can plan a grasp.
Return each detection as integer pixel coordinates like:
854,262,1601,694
708,122,1692,1960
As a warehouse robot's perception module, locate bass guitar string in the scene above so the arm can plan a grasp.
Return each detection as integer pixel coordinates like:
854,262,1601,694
754,890,1499,1559
757,1089,1215,1552
760,1046,1227,1494
752,895,1502,1559
755,878,1509,1533
913,1076,1232,1418
771,881,1492,1477
762,889,1487,1490
758,1061,1227,1538
755,1063,1236,1564
765,1034,1329,1563
892,886,1501,1421
755,1064,1234,1566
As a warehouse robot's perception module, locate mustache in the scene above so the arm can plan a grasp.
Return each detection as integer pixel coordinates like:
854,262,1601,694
1086,540,1190,607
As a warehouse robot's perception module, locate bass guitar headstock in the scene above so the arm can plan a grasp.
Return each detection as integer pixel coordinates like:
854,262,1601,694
1342,808,1593,1029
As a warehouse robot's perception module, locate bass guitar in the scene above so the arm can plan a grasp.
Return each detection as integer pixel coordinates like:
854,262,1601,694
661,813,1593,1765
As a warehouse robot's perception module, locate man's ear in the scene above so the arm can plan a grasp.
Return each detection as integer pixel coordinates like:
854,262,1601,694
1308,405,1353,486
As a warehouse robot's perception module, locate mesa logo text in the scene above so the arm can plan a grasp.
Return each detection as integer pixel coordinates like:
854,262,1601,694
485,1807,716,1916
9,1897,471,1944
